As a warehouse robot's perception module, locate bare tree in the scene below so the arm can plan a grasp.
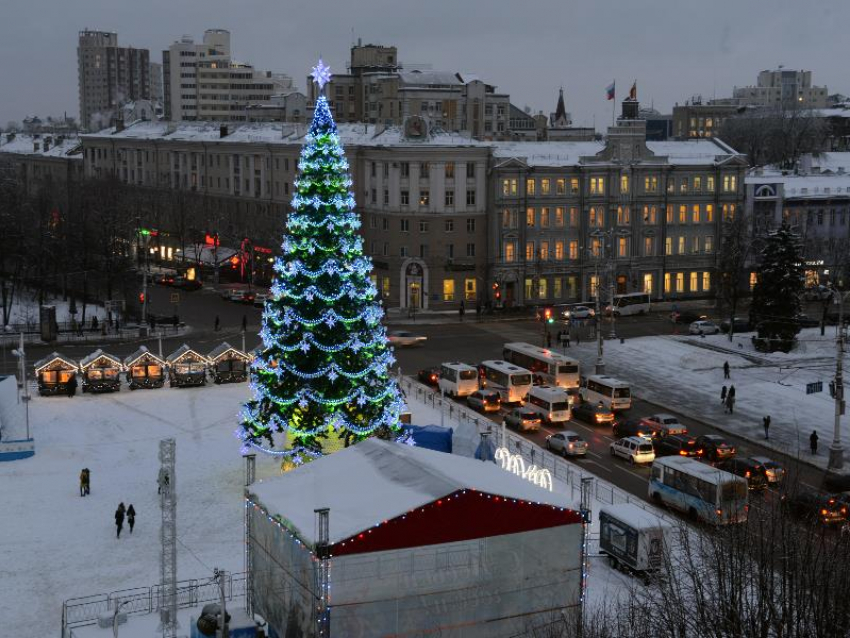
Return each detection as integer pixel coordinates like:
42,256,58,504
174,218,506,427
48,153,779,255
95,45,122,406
716,213,753,341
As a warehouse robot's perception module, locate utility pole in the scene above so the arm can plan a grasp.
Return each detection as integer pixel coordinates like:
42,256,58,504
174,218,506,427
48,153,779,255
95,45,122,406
829,292,847,470
158,438,178,637
594,254,604,375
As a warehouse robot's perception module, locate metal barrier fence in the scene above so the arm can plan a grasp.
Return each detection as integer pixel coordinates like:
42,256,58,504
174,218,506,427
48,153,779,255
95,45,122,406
0,324,187,347
61,571,246,637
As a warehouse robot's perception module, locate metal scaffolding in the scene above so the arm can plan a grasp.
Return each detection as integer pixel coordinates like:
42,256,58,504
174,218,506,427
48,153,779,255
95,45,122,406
158,438,179,637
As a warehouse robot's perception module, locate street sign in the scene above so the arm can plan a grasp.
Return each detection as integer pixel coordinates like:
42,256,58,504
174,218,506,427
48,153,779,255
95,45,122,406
170,293,180,304
806,381,823,395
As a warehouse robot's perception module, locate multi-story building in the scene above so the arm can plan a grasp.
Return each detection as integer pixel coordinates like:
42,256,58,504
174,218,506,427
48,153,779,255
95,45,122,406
0,132,83,196
149,62,163,103
733,69,828,109
162,30,296,122
77,30,150,132
672,102,741,139
490,96,747,305
746,152,850,286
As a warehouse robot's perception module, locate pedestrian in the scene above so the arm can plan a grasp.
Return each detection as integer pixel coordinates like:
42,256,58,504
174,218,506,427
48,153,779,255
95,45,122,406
115,503,125,539
83,468,90,495
720,385,727,404
127,504,136,534
546,331,552,348
763,415,771,440
728,385,736,400
723,361,730,380
214,315,220,332
79,469,87,497
172,314,179,327
67,375,78,398
810,430,819,455
564,332,571,347
92,316,98,331
459,301,465,322
575,333,580,346
242,314,247,333
725,394,735,414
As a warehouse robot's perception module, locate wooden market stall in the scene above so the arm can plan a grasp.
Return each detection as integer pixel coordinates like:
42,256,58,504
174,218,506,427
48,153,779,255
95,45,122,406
79,349,123,393
207,342,251,384
166,344,209,388
124,346,166,390
33,352,78,396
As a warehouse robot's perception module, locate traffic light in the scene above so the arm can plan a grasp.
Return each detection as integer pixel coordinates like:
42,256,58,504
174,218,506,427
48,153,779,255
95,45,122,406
493,282,501,301
544,307,554,324
138,292,145,304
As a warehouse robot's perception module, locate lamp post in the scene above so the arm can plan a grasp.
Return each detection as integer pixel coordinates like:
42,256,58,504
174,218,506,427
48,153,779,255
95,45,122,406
828,290,849,470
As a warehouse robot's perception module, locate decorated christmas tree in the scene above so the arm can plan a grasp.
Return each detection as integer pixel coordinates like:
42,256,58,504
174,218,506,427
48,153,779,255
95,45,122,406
237,60,404,460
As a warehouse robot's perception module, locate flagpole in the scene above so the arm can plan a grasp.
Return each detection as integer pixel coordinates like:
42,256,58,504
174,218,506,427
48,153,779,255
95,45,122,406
612,80,616,127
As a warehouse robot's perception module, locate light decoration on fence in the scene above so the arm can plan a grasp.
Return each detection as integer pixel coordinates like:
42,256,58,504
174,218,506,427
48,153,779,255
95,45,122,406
494,447,554,492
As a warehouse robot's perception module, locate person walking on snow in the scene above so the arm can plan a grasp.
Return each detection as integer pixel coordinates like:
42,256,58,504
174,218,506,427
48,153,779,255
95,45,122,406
115,503,126,539
127,505,136,534
720,385,727,404
723,361,730,380
725,393,735,414
67,375,78,398
728,385,736,400
79,469,87,497
810,430,819,455
763,415,771,440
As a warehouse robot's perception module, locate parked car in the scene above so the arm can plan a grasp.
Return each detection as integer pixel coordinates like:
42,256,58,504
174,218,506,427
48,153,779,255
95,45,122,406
417,367,440,387
561,305,595,320
226,289,250,302
613,417,654,440
689,320,720,335
671,309,706,324
653,434,702,458
504,407,542,432
154,273,177,286
467,389,501,413
695,434,736,462
387,331,427,347
748,456,785,485
717,458,769,491
640,414,688,437
252,292,270,307
546,431,588,457
802,285,832,302
572,401,616,425
175,277,202,291
720,317,752,334
785,490,848,526
610,436,656,465
794,313,819,328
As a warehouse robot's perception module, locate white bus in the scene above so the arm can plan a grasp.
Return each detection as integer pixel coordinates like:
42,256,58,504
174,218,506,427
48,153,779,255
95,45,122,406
438,362,479,397
580,375,632,411
606,292,652,317
502,342,581,388
526,385,572,424
479,360,533,404
649,456,748,524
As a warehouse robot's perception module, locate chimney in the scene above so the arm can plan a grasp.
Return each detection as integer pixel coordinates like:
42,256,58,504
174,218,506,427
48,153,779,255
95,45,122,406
220,124,229,138
115,117,125,133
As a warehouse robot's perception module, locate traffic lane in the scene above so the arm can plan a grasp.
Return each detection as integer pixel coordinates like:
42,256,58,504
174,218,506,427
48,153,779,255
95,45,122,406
145,284,263,332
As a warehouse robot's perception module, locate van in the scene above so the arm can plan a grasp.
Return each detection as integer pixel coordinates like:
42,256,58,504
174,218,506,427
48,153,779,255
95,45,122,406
599,504,671,576
438,362,479,397
525,385,571,424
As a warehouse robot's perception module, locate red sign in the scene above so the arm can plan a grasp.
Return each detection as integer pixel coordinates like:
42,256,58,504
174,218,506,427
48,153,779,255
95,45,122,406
253,245,272,254
205,234,220,247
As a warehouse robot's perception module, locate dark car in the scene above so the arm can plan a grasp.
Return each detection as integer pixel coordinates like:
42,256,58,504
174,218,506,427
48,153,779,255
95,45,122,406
717,458,768,491
785,491,848,526
572,401,615,426
154,273,176,286
720,317,752,334
695,434,736,462
671,309,706,324
417,367,440,387
653,434,703,458
613,417,654,439
748,456,785,485
175,277,203,291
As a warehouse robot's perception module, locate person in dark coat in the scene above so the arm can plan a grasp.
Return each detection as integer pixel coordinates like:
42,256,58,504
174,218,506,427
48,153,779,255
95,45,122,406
546,331,552,348
810,430,819,455
115,503,126,538
214,315,221,332
127,505,136,534
92,316,98,331
149,314,156,332
67,375,78,398
720,385,727,404
728,385,736,400
725,394,735,414
83,468,90,495
723,361,730,379
763,415,771,440
79,469,87,497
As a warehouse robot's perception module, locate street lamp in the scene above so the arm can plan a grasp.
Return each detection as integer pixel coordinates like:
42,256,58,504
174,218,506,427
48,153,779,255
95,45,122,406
828,290,849,470
590,228,631,343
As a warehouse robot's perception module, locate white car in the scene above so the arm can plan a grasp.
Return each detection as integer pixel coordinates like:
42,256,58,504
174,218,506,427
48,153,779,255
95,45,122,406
546,431,589,457
253,292,270,307
610,436,656,465
562,305,595,320
689,320,720,335
387,330,427,347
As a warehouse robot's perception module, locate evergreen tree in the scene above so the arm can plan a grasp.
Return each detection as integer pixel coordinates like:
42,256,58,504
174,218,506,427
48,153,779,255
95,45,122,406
750,222,804,351
237,61,403,460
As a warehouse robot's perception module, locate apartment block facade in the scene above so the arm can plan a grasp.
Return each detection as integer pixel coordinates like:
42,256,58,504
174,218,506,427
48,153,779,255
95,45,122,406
733,69,828,109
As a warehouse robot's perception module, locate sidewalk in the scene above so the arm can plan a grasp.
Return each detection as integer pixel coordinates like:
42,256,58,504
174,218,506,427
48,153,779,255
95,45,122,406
559,327,849,475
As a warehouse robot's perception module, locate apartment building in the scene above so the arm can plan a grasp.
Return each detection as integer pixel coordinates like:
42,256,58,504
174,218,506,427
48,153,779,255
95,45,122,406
490,97,747,305
0,133,84,196
733,69,828,109
77,30,150,132
672,103,741,139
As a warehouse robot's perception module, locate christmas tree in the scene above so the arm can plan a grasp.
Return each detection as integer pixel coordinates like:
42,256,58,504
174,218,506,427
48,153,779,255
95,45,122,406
237,60,404,460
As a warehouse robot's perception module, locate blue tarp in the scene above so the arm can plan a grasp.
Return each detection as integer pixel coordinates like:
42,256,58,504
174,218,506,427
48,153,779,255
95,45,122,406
404,425,453,454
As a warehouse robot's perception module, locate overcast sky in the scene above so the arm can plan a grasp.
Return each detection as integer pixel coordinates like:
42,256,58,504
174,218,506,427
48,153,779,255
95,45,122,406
1,0,846,130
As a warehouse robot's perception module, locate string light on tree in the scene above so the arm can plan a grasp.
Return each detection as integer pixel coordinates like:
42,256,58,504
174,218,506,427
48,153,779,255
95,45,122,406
237,60,404,459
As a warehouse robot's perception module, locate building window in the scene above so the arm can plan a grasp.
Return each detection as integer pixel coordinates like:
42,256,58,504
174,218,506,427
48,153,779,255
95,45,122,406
570,178,580,194
502,209,517,228
539,278,548,299
589,206,604,227
419,220,429,232
370,215,377,228
446,244,454,259
445,162,455,179
722,174,737,192
643,273,654,295
556,178,566,195
467,163,475,179
466,218,476,233
665,237,673,255
591,238,601,258
466,190,476,206
400,219,409,232
540,207,550,227
589,275,599,297
644,176,658,192
693,176,702,191
680,177,688,193
705,204,714,223
590,176,605,194
618,237,628,257
722,204,736,221
504,242,516,262
445,190,454,206
620,174,629,193
569,241,578,260
555,207,565,226
541,178,551,195
617,206,630,225
401,190,409,205
540,241,549,261
526,208,536,227
382,277,390,299
666,205,674,224
676,272,684,293
382,218,390,231
526,241,535,261
502,178,517,196
667,179,675,193
702,271,711,291
466,243,475,257
465,278,476,301
692,236,700,253
400,246,409,257
707,176,715,192
419,190,430,207
679,205,687,224
383,242,389,256
749,272,758,290
664,273,671,294
678,236,686,254
525,278,534,300
526,178,536,195
443,279,456,302
421,162,430,178
419,244,428,259
692,204,700,223
555,241,564,260
644,237,654,256
400,162,410,177
705,236,713,253
371,162,376,177
690,272,698,291
445,219,454,232
554,277,562,298
383,189,389,205
643,205,657,224
569,207,579,227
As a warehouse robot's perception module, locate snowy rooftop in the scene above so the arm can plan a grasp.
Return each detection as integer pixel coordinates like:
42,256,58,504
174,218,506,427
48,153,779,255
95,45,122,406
79,349,122,369
249,438,575,546
746,169,850,198
0,133,82,158
600,503,669,531
207,342,250,361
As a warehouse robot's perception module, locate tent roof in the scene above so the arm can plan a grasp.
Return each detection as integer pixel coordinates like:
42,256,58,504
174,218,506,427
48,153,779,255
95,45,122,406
33,352,78,372
123,345,165,367
208,342,251,362
79,349,122,369
166,344,207,364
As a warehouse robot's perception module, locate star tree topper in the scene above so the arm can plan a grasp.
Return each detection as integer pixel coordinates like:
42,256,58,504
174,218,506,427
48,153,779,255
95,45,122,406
310,59,332,91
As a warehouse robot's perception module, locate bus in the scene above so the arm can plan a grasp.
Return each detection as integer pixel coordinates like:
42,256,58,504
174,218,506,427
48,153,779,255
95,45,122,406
606,292,652,317
525,385,572,424
438,362,479,398
649,456,748,524
478,360,533,404
502,342,581,388
580,375,632,411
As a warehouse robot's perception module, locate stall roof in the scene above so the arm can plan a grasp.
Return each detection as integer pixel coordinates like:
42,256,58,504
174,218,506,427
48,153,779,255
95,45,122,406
208,342,251,362
166,344,208,365
79,349,123,370
33,352,78,373
123,346,165,368
249,438,578,548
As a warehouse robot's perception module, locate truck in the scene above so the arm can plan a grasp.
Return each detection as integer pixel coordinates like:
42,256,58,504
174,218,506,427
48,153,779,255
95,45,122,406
598,503,671,578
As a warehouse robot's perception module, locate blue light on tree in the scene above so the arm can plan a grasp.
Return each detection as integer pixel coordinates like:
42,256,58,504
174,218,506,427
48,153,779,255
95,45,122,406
236,61,404,458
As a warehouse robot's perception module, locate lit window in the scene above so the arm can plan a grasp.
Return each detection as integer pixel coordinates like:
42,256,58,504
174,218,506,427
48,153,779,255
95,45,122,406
569,241,578,260
644,237,654,256
540,241,549,260
504,242,516,262
693,176,702,191
526,178,536,195
666,205,674,224
679,205,687,224
643,205,657,224
502,178,517,196
664,273,671,294
570,178,579,194
644,175,658,192
678,237,686,254
692,236,700,253
590,177,605,194
526,241,535,261
554,277,562,298
541,178,551,195
555,241,564,260
675,273,684,293
540,207,550,227
526,208,535,227
555,207,565,227
525,278,534,300
665,237,673,255
723,174,737,192
419,190,430,207
705,204,714,223
618,237,628,257
464,278,476,301
643,273,653,295
705,236,713,253
443,279,456,302
538,278,548,299
591,238,601,257
749,272,758,289
722,204,736,221
680,177,688,193
690,272,698,291
617,206,630,225
702,272,711,291
620,174,629,193
707,176,715,192
556,178,566,195
692,205,700,224
589,275,599,297
569,207,579,227
589,206,604,227
382,277,391,299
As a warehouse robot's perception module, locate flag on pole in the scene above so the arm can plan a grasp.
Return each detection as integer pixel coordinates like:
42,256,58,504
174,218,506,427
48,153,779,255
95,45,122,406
606,82,615,101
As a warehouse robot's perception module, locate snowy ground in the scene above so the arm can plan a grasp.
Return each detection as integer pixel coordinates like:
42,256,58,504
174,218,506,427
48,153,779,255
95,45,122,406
2,288,108,330
562,326,848,470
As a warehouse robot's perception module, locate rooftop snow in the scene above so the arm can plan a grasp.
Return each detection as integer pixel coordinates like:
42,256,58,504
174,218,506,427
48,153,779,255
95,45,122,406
0,134,82,158
249,438,575,546
746,170,850,198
